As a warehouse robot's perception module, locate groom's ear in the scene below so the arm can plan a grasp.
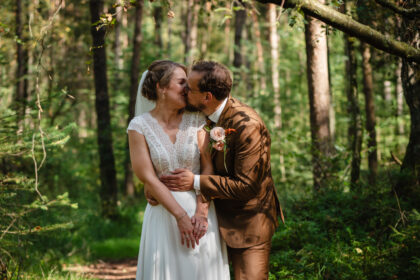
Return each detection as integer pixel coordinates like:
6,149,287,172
204,92,213,101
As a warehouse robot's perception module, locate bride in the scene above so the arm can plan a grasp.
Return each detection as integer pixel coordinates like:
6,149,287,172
127,60,230,280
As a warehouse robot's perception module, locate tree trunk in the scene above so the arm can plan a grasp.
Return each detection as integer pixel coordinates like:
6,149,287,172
89,0,118,218
396,59,404,135
361,42,378,186
396,2,420,199
344,1,362,189
233,1,246,70
184,0,199,65
384,80,392,102
113,0,123,73
327,34,336,142
15,0,29,130
268,4,286,181
200,1,212,59
153,6,163,50
125,0,144,197
304,0,333,191
257,0,420,63
223,1,232,62
251,9,267,95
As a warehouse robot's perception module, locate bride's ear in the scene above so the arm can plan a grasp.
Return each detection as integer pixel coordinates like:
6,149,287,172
156,83,166,95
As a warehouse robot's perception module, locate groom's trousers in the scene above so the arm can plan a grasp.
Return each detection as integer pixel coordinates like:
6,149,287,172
228,241,271,280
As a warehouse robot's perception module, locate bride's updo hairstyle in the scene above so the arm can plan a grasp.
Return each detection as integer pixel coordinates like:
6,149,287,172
142,60,187,101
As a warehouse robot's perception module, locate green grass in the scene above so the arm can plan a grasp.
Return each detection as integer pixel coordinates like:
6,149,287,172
90,237,140,260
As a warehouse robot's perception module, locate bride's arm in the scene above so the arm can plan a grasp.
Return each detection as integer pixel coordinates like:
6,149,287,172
128,130,196,248
192,129,213,242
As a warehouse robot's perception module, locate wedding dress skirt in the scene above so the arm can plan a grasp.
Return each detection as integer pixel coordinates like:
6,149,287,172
136,191,229,280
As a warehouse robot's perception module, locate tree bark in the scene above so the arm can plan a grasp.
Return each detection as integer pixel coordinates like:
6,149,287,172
304,0,333,191
269,4,286,181
361,42,377,186
113,0,123,73
89,0,118,218
396,2,420,198
396,59,404,135
184,0,199,65
233,0,246,69
125,0,144,197
344,1,362,189
251,8,267,95
223,1,232,62
15,0,29,129
257,0,420,63
153,5,163,50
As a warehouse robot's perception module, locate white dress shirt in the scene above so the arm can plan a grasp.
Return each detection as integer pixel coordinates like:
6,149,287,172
194,98,228,192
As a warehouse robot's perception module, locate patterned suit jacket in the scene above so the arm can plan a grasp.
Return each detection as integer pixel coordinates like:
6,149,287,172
200,96,283,248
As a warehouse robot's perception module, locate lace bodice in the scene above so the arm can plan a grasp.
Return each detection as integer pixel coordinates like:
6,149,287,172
127,112,206,176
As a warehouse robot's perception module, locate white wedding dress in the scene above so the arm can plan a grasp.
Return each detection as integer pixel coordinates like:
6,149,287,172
127,111,230,280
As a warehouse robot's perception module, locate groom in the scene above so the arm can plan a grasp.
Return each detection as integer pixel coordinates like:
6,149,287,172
160,61,284,280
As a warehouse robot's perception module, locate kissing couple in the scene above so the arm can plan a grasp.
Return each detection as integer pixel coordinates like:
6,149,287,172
127,60,284,280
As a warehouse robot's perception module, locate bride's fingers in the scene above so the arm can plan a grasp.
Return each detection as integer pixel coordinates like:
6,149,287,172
181,233,185,246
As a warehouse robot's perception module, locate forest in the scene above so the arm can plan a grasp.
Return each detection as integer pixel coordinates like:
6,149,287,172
1,0,419,279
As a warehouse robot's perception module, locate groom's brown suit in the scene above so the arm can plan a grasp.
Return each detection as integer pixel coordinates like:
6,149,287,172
200,96,283,279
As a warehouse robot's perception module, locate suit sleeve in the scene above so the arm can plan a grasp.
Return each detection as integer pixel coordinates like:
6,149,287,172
200,120,269,201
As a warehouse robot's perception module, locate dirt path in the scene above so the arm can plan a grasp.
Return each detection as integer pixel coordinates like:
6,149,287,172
63,259,137,280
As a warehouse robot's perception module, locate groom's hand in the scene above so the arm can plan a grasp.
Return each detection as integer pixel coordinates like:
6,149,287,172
160,169,194,191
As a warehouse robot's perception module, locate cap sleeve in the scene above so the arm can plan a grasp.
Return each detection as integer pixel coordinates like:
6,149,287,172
195,112,207,130
127,115,144,135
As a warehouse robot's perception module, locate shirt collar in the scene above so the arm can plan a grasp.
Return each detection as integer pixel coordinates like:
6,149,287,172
208,98,228,124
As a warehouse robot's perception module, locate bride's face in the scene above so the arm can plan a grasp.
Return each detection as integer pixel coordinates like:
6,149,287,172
159,67,187,109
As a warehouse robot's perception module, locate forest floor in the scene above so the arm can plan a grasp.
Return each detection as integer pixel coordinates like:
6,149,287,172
63,259,137,280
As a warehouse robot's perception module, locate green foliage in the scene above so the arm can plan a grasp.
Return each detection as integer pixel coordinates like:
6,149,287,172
269,176,420,279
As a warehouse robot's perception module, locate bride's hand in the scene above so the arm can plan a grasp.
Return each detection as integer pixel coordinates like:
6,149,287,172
176,212,196,249
191,215,208,244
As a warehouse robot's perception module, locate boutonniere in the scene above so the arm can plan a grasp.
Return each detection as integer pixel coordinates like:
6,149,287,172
204,122,236,171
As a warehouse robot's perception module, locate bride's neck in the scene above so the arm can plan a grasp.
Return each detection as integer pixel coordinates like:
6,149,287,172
151,103,183,124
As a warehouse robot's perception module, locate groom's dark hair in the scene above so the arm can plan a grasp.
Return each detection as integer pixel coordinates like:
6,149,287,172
192,61,232,101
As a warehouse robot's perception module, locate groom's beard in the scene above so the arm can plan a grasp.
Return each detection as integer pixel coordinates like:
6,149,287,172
185,100,205,113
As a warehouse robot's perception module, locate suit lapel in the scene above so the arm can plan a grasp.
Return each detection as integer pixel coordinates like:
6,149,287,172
211,97,234,161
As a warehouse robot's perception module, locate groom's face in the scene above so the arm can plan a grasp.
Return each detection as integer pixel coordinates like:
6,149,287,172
185,71,207,112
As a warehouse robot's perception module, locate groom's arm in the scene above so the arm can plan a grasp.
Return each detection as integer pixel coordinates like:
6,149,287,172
200,121,269,202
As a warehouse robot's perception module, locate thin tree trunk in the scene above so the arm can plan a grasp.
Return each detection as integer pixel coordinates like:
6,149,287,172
396,59,404,135
304,0,333,191
89,0,118,218
223,1,232,63
233,1,246,70
167,15,173,55
269,4,286,181
184,0,199,65
15,0,29,130
327,34,336,142
200,1,212,59
153,6,163,50
251,9,267,95
384,80,392,102
114,0,123,72
125,0,144,197
344,0,362,189
361,42,378,186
